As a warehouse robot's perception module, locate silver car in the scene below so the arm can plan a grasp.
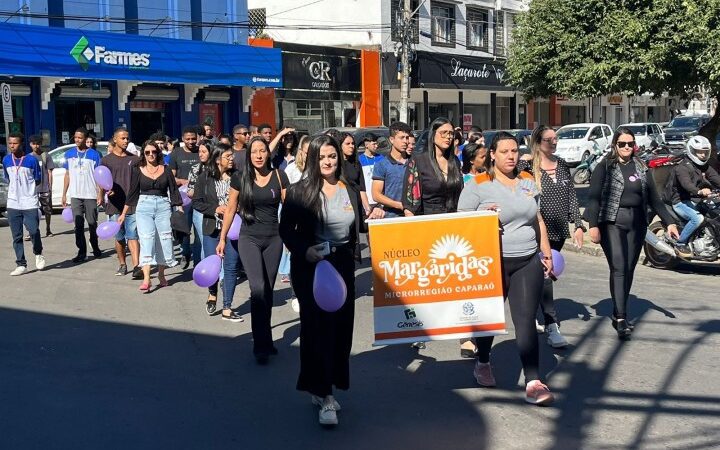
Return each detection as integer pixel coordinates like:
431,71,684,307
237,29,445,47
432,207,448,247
0,166,8,214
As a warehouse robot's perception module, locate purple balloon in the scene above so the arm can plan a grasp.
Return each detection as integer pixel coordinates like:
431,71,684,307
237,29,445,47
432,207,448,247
179,184,189,194
313,260,347,312
540,250,566,277
93,166,114,191
227,214,242,240
181,190,191,207
193,255,222,288
61,207,74,223
97,221,121,240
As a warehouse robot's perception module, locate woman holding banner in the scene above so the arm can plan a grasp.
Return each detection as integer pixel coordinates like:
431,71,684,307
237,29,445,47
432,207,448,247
279,135,365,427
402,117,465,350
458,131,556,406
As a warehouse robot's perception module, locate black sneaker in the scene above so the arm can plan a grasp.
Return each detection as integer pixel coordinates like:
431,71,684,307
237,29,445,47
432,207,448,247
72,254,86,264
411,341,426,350
116,264,128,276
131,266,143,279
181,256,191,270
206,299,217,316
92,248,102,258
221,311,244,323
46,229,53,237
615,319,632,340
674,243,692,259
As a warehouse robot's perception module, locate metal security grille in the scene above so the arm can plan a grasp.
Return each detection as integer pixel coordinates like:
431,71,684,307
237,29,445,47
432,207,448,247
248,8,266,37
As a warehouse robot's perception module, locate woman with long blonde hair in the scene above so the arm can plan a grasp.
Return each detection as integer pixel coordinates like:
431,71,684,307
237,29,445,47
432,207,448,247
517,125,584,348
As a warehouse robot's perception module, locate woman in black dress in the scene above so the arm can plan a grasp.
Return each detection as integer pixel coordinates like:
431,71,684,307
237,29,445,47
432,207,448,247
339,132,371,214
518,125,584,348
279,134,366,427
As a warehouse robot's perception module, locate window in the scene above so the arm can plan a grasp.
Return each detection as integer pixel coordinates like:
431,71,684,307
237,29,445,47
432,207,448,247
431,2,455,47
466,7,489,52
493,11,515,57
391,0,419,44
295,101,322,118
590,127,603,140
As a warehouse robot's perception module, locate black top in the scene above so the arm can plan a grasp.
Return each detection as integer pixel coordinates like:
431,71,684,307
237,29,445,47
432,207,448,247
402,151,462,215
230,169,289,237
101,152,140,215
168,147,200,180
672,157,720,203
342,159,366,192
192,172,230,236
232,149,247,172
126,165,182,207
518,158,584,241
618,161,644,207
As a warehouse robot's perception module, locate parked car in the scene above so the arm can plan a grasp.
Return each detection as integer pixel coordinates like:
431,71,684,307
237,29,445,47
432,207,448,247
617,123,665,150
482,129,533,156
663,114,711,154
48,142,110,209
554,123,613,167
0,165,8,215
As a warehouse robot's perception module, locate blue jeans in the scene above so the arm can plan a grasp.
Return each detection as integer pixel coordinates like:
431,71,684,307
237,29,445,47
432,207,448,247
278,246,291,276
135,195,177,267
672,201,703,244
109,213,138,241
7,208,42,267
202,233,221,298
192,209,205,260
181,204,201,265
221,238,242,310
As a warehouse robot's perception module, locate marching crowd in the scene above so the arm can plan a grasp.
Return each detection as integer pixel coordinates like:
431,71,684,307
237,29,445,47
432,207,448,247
4,116,691,426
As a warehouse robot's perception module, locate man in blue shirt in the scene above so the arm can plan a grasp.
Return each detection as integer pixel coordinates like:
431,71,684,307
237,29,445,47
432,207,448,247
3,133,45,275
62,127,103,263
359,133,384,209
369,122,411,218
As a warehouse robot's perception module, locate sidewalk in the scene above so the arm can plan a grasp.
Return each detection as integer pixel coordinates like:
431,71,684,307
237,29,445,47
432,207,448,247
563,235,604,257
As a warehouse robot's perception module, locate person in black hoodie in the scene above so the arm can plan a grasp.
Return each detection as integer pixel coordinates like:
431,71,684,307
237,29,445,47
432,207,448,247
669,135,720,257
191,144,237,319
585,128,679,339
279,134,366,427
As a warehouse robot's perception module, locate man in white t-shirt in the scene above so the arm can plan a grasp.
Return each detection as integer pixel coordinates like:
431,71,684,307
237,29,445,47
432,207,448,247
358,133,384,208
3,133,45,275
61,127,103,263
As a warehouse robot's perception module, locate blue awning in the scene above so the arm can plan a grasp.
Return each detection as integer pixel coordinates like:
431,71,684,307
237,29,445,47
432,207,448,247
0,22,281,87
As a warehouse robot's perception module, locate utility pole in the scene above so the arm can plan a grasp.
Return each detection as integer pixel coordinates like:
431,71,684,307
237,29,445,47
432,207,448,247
398,0,412,123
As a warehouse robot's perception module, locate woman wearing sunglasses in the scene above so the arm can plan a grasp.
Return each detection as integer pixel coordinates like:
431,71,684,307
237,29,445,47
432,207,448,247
120,141,183,292
585,127,679,339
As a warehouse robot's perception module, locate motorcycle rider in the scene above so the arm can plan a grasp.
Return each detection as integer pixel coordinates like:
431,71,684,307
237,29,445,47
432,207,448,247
671,135,720,257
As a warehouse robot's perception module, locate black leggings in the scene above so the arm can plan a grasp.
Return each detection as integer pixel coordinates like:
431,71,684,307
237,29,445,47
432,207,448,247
599,207,645,320
474,253,544,383
237,232,283,356
539,240,565,325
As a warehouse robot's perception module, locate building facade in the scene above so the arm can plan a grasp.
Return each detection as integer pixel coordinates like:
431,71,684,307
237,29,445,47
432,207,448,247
0,0,283,148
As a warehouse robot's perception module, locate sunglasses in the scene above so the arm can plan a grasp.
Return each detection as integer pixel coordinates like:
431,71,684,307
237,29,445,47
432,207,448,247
144,151,159,156
616,141,636,149
234,131,250,136
437,130,454,138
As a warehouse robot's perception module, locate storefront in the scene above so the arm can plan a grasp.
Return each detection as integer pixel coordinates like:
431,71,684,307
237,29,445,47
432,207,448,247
382,51,520,131
0,22,282,148
274,43,362,135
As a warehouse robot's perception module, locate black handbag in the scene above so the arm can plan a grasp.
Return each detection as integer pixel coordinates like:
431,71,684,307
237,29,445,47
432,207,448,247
170,208,191,235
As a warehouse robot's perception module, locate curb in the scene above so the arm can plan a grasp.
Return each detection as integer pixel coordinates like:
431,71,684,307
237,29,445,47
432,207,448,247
562,238,604,258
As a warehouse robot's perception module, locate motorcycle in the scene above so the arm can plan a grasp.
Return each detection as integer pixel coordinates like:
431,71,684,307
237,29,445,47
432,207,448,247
573,145,610,184
644,191,720,269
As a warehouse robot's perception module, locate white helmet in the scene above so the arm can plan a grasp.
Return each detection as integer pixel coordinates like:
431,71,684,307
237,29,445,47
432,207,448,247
686,135,712,166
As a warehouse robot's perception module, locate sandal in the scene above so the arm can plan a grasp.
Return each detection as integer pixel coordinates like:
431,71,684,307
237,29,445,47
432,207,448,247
139,282,151,292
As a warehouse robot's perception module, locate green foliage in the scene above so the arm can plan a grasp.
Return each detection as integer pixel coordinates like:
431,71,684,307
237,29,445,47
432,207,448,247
507,0,720,100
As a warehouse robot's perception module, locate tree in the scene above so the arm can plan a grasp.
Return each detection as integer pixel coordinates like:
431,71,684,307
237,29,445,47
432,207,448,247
507,0,720,143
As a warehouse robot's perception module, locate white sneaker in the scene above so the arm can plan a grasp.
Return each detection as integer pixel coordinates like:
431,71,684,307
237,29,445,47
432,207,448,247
10,266,27,276
536,320,545,334
312,394,341,411
35,255,46,270
318,397,339,426
291,297,300,313
546,323,569,348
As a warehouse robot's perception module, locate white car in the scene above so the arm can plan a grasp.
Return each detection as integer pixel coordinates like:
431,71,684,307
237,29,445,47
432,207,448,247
48,142,110,209
617,123,665,150
554,123,613,166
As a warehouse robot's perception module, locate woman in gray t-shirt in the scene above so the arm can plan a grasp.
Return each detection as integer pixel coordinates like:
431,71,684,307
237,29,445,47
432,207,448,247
279,135,365,427
458,132,556,406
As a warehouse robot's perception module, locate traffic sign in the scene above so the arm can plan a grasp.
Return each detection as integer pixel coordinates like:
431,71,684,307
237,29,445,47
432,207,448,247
1,83,12,122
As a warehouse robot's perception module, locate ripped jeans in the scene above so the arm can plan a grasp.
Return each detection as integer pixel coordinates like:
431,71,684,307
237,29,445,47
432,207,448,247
135,195,178,268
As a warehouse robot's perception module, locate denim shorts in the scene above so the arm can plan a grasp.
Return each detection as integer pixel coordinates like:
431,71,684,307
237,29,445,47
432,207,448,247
109,213,138,241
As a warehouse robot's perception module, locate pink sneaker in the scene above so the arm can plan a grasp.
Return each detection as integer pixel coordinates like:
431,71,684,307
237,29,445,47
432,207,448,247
525,380,554,406
473,361,496,387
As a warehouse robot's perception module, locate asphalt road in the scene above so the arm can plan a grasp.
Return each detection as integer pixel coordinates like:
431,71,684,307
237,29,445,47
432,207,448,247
0,217,718,450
